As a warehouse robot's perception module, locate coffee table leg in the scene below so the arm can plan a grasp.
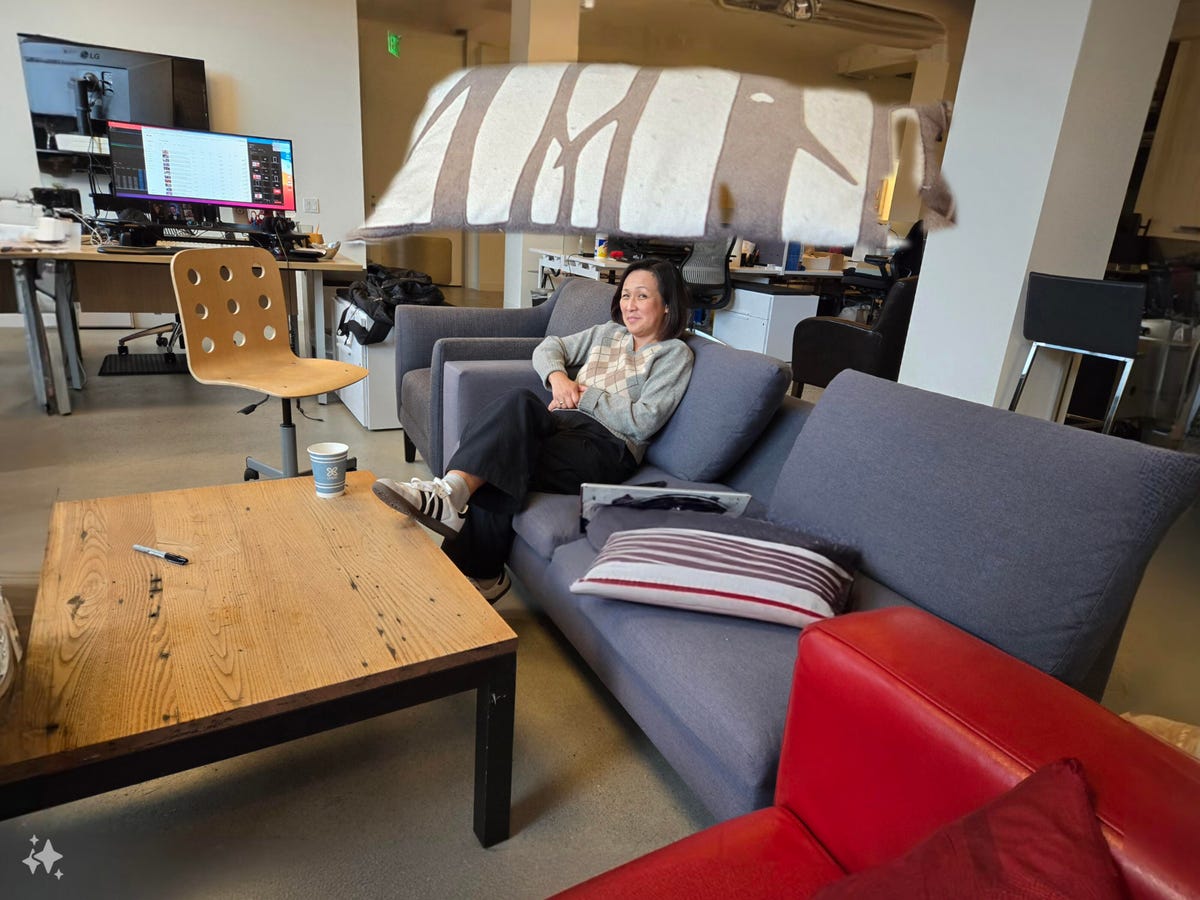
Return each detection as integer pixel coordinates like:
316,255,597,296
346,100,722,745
473,651,516,847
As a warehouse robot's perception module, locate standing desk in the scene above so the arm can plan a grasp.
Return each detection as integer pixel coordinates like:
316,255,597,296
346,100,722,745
3,245,363,415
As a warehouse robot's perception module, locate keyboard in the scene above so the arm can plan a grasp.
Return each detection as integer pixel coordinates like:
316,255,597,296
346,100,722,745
96,244,180,255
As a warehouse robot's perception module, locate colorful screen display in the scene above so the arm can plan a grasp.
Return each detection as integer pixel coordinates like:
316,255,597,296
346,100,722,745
108,121,295,212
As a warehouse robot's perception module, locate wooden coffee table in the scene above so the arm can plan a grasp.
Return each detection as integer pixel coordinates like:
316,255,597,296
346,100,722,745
0,471,517,846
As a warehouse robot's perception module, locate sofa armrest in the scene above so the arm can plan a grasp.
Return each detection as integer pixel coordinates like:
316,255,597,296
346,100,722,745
778,608,1200,897
442,359,549,467
423,337,547,473
394,303,553,386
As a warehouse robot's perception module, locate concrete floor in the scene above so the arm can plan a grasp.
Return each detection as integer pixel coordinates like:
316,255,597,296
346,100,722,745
1,324,1198,898
0,326,709,899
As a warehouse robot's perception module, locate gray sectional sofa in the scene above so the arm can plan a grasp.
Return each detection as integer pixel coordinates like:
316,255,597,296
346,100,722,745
408,277,1200,822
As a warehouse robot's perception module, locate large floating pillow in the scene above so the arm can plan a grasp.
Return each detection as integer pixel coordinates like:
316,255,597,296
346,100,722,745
812,758,1126,900
352,63,953,252
571,525,854,628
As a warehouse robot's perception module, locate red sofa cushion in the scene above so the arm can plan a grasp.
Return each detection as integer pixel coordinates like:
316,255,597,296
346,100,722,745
552,806,845,899
811,758,1127,899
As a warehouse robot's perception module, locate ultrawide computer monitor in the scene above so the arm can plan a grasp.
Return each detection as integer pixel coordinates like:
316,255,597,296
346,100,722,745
108,121,296,212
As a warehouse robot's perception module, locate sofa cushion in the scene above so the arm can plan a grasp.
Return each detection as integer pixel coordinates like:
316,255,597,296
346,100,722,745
572,526,853,628
538,537,801,820
812,758,1125,900
646,337,790,482
768,370,1200,693
512,492,582,561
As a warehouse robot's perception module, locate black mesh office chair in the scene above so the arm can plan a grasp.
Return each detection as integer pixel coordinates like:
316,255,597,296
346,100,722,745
1008,271,1146,434
791,277,918,394
681,237,737,317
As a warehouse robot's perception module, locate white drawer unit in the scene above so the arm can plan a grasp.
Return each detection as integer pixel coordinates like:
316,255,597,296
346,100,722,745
712,285,821,360
332,296,402,431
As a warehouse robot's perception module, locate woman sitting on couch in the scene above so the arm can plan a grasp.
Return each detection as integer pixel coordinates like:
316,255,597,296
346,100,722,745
373,257,695,601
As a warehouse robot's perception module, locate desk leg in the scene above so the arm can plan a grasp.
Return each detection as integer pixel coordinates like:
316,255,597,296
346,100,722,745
473,651,515,847
12,260,57,414
294,269,329,403
53,261,85,390
291,269,312,361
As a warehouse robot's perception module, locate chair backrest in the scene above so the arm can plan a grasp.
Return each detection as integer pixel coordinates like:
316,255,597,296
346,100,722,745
870,276,919,381
681,238,735,311
1023,272,1145,359
544,276,618,337
889,219,926,279
170,246,296,387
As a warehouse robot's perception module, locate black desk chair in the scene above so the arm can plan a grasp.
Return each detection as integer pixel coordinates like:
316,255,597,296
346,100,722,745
1008,271,1146,434
841,220,926,321
790,276,918,395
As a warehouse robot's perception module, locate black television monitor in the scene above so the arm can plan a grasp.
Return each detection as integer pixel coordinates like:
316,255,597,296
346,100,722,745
109,121,296,213
17,33,208,147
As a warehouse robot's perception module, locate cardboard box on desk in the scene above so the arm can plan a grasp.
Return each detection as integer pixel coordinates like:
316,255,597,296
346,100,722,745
801,252,845,271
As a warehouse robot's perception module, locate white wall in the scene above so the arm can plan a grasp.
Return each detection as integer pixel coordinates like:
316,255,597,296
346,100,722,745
0,1,365,259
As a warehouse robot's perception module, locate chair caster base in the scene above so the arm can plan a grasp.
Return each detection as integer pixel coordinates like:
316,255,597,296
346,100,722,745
244,467,260,481
117,344,129,356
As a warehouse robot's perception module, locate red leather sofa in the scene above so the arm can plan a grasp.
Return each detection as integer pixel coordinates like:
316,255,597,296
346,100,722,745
556,607,1200,899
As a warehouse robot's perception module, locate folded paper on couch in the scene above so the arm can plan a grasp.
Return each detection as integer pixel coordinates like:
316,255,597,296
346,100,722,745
352,63,954,254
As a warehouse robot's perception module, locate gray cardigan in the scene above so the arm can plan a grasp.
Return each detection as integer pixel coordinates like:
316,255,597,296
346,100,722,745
532,322,694,461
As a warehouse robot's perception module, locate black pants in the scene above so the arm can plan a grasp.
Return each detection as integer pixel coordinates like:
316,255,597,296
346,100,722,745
442,389,636,578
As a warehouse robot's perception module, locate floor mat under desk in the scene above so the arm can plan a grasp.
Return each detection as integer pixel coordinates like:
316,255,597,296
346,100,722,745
98,353,189,376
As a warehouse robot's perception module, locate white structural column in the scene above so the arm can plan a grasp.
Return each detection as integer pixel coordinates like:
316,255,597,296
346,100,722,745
503,0,581,308
900,0,1178,415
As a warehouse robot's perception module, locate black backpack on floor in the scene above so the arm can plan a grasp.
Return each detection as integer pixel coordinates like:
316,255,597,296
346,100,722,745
336,263,445,345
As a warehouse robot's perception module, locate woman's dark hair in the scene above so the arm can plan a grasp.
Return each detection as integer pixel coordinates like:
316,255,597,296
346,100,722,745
610,257,690,342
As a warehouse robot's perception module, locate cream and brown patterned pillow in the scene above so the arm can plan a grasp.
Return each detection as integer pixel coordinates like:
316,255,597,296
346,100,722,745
353,63,953,253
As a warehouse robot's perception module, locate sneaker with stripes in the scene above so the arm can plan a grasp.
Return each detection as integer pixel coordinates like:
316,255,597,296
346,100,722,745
468,570,511,603
373,477,466,538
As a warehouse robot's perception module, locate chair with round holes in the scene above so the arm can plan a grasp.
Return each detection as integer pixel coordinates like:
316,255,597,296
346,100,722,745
170,247,368,480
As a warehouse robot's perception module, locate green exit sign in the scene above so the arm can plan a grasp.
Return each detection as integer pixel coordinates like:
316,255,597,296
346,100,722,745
387,32,402,57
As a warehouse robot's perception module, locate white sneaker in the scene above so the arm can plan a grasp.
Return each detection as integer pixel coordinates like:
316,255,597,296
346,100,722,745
373,477,466,539
469,571,511,603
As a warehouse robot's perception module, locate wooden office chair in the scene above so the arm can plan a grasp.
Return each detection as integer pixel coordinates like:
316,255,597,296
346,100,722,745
1008,271,1146,434
170,247,368,480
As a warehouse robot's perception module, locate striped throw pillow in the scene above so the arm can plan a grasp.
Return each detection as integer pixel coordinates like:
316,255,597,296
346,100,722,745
570,527,853,628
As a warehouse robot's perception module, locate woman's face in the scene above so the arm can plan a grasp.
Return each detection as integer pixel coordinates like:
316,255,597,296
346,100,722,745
620,269,668,347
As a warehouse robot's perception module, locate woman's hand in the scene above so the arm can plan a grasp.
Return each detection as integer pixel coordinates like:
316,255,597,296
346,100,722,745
547,371,585,411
